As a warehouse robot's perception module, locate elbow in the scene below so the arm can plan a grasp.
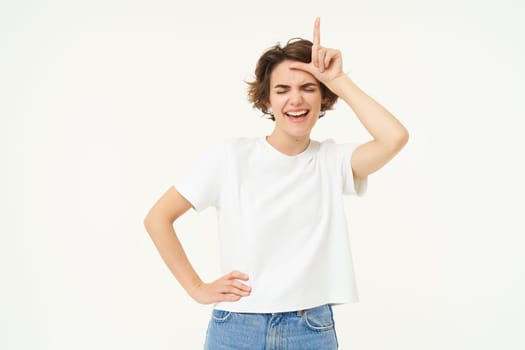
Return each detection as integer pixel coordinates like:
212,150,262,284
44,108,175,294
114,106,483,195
144,210,175,236
143,214,153,234
397,127,410,149
143,211,160,235
389,127,409,153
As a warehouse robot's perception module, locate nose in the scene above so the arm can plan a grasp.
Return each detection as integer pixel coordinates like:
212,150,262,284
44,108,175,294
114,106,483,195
289,89,303,105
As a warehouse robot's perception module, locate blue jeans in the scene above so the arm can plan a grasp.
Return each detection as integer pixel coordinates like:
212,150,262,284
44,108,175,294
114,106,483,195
204,304,338,349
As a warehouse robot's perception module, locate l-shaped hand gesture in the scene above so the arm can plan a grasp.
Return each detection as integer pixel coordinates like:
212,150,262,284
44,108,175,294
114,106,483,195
290,17,345,86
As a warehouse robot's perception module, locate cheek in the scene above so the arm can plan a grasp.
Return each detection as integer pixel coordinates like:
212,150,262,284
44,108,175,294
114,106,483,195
268,95,285,108
309,93,323,105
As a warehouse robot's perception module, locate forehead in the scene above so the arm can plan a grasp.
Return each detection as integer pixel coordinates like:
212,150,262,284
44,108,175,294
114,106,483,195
270,60,317,86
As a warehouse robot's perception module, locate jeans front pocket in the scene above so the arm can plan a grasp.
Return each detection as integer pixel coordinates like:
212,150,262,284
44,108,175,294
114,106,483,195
301,304,335,332
211,309,233,323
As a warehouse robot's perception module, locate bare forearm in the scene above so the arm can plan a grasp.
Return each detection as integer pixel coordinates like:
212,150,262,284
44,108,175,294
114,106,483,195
143,187,251,304
327,74,409,149
144,219,202,296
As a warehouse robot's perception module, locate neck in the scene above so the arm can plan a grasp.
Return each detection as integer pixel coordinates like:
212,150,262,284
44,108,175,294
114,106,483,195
266,131,310,156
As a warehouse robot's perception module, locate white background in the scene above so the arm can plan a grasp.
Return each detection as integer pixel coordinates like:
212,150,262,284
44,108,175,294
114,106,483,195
2,0,524,349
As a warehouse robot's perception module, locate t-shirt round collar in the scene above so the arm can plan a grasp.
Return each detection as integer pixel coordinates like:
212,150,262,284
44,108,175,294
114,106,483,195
259,136,316,160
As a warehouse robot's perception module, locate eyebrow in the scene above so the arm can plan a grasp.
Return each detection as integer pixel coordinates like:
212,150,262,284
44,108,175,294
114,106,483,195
273,82,319,89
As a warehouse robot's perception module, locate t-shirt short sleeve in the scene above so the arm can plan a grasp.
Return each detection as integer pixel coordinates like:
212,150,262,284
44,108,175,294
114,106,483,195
173,141,226,212
336,142,368,196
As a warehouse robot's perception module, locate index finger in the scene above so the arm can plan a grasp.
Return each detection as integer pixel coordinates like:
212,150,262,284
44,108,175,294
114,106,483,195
228,270,249,280
313,17,321,47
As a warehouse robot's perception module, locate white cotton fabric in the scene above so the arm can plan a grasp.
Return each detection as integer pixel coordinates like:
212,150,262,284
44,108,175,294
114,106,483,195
174,136,367,313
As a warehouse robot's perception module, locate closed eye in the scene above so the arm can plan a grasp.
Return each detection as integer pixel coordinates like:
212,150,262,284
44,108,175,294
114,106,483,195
273,83,318,94
302,83,318,92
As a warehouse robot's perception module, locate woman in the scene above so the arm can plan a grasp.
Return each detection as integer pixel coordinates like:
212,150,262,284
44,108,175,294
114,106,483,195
144,18,408,349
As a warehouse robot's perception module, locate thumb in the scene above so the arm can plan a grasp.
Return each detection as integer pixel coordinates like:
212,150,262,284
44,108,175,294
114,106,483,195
288,61,315,75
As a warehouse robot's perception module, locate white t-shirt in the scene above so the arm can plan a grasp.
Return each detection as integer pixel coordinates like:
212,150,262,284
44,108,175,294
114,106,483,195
174,136,367,313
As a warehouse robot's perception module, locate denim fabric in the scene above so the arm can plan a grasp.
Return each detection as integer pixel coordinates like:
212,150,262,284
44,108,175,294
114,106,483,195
204,304,338,350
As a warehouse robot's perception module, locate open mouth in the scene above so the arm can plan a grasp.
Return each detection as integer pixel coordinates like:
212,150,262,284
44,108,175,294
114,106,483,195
284,110,309,122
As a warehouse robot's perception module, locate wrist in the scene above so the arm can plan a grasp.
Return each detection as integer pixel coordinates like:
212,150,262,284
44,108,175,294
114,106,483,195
186,277,204,298
325,73,352,95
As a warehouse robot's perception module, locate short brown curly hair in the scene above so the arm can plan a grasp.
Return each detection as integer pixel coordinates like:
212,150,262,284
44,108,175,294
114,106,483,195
247,38,338,121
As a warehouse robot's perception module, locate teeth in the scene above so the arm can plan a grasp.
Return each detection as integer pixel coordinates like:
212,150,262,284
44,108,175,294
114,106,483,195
286,110,308,117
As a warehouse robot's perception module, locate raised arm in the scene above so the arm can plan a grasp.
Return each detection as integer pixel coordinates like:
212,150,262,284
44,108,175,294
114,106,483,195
144,186,251,304
290,17,409,178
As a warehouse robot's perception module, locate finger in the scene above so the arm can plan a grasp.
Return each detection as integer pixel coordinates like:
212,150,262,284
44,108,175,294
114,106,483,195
312,46,319,68
219,285,251,296
227,270,249,280
228,280,251,295
232,279,252,292
288,61,315,75
323,50,337,70
318,48,327,73
214,278,250,293
313,17,321,47
311,17,321,68
218,293,241,302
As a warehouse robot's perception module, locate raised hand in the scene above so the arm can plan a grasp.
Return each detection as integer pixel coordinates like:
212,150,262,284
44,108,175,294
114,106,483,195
290,17,345,85
189,270,252,304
